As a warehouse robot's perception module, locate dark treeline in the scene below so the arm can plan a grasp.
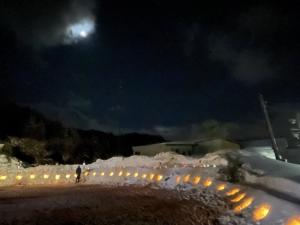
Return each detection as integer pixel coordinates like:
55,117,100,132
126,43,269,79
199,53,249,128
0,102,165,165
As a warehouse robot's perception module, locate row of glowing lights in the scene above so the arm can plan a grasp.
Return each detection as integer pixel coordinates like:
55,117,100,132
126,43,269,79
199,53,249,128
0,170,164,182
1,172,300,225
175,174,300,225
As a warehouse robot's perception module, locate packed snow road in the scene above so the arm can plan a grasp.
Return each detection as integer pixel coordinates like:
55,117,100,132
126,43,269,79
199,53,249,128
0,184,228,225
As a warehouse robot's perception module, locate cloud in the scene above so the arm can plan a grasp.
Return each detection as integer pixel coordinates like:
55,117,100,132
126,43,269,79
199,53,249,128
1,0,96,47
209,34,278,84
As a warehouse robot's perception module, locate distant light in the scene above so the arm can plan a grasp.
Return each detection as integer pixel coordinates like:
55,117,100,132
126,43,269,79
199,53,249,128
55,175,60,180
286,216,300,225
193,176,201,185
149,174,155,180
109,172,114,176
234,197,254,213
217,184,226,191
66,18,95,41
66,174,71,179
0,175,7,180
30,174,35,179
183,174,190,183
44,174,49,179
252,204,271,221
134,172,139,177
231,193,246,203
126,172,131,177
92,172,96,176
16,175,22,180
101,172,105,176
142,174,147,179
80,31,87,38
203,178,213,187
118,171,123,176
226,188,240,196
157,175,163,181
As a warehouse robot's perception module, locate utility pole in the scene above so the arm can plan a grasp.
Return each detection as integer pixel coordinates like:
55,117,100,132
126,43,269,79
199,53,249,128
259,94,282,161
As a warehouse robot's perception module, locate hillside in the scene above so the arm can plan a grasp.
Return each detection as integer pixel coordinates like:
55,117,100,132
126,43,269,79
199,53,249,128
0,102,165,165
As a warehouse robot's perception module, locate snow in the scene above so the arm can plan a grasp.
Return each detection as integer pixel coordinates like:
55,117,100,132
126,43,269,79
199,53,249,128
2,150,300,224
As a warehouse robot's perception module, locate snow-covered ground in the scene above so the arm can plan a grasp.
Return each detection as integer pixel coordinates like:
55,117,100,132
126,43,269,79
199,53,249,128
1,150,300,225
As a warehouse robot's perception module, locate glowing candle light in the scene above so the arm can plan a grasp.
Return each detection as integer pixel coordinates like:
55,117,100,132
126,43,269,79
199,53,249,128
55,175,60,180
30,174,35,179
157,175,163,181
44,174,49,179
118,171,123,176
149,173,155,180
0,175,7,180
126,172,131,177
203,178,213,187
231,193,246,203
234,197,254,213
109,172,114,176
193,176,201,185
286,216,300,225
226,188,240,196
183,174,190,183
217,184,226,191
252,204,271,221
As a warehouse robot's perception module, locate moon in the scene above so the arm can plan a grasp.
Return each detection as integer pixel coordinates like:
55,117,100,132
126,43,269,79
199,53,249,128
66,18,95,42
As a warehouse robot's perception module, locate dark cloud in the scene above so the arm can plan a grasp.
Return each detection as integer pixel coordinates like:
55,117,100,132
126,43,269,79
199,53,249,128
1,0,96,47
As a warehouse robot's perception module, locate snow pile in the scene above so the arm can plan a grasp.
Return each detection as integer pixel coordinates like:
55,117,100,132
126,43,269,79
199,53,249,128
0,155,22,169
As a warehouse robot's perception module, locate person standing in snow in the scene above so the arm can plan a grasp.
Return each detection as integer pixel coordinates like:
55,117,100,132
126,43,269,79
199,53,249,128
75,165,81,183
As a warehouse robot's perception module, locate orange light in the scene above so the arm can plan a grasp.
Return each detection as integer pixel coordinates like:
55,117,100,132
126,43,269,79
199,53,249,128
149,174,155,180
193,176,201,185
183,174,190,183
134,172,139,177
234,197,254,213
30,174,36,179
226,188,240,196
44,174,49,179
252,203,271,221
286,216,300,225
176,176,181,184
0,175,7,180
66,174,71,179
231,193,246,203
16,175,22,180
118,171,123,176
157,175,163,181
203,178,213,187
217,184,226,191
109,172,114,176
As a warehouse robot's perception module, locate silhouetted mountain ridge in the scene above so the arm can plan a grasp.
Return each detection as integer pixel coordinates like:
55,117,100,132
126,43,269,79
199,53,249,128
0,102,165,164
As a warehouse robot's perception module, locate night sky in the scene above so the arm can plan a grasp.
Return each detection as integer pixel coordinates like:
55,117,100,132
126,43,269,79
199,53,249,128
0,1,299,140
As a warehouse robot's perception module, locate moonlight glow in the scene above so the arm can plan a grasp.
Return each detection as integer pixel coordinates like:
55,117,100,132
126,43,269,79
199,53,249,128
66,18,95,42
